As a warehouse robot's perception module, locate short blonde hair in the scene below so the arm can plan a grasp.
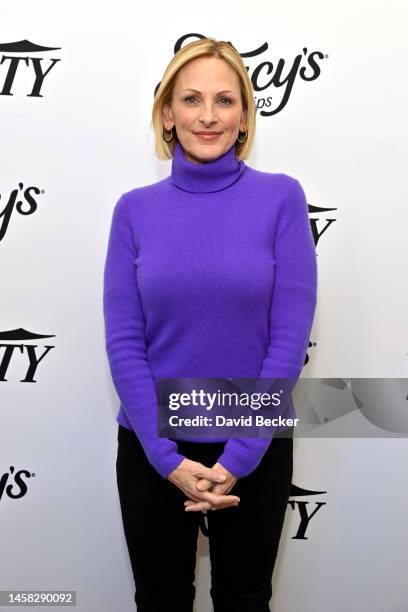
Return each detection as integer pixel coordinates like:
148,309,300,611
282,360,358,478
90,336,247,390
150,38,256,160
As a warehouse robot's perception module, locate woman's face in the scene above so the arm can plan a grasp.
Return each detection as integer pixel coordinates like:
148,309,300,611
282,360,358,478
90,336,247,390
162,55,247,164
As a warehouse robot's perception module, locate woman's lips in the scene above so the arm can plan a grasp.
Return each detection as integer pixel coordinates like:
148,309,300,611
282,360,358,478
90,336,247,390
194,132,222,140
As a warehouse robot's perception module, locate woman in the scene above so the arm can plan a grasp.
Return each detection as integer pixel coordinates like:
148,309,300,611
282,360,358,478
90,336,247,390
103,38,317,612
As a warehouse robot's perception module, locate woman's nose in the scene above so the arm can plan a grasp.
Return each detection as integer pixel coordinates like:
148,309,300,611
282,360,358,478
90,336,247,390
198,104,218,124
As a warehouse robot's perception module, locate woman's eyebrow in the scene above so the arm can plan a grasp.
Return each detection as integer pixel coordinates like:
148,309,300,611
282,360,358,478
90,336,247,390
181,88,234,94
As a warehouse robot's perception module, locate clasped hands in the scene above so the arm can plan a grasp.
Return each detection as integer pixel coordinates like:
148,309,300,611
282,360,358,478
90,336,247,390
167,457,240,512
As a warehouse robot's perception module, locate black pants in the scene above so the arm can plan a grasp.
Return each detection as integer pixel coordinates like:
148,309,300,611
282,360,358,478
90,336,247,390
116,424,293,612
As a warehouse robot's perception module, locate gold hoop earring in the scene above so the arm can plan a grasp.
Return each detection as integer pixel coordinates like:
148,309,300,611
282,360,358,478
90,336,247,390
163,126,174,142
237,129,248,144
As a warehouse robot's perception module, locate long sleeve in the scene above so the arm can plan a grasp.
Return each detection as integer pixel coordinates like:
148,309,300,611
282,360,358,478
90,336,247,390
103,193,185,479
216,179,318,478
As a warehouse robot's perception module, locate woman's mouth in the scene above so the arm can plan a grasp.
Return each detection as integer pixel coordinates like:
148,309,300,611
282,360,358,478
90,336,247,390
194,132,222,140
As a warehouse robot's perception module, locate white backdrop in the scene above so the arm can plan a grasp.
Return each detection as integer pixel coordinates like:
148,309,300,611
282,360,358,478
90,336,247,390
1,1,407,611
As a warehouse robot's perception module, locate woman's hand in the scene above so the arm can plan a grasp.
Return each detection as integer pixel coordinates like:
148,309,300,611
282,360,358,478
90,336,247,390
167,458,240,510
183,461,239,512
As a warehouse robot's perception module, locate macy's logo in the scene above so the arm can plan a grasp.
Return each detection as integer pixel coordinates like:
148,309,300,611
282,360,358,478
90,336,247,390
0,466,34,502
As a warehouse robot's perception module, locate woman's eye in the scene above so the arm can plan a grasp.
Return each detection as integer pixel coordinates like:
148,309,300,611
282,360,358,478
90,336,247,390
183,96,233,105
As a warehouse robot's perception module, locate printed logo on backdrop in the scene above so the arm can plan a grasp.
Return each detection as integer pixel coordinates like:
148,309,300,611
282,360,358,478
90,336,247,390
0,39,61,97
0,183,42,243
0,328,55,382
289,484,327,540
154,33,328,116
309,203,337,252
0,466,34,503
306,340,316,366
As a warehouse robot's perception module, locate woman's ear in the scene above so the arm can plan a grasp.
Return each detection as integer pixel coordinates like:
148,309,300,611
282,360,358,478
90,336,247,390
162,103,174,130
240,108,247,132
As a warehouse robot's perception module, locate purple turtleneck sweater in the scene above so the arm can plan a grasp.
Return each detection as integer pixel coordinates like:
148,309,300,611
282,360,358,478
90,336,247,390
103,141,317,479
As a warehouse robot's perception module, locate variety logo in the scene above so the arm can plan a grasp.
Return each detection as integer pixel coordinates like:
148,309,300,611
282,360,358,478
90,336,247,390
309,203,337,250
0,328,55,382
289,484,327,539
0,466,34,502
0,39,61,97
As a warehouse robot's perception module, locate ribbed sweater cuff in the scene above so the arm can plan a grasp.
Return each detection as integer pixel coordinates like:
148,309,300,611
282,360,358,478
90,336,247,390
144,438,185,479
216,437,272,479
217,365,301,478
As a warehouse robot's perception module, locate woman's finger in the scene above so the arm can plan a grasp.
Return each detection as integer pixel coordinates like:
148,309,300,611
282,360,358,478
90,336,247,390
185,502,238,511
184,498,239,511
185,501,210,512
195,478,214,491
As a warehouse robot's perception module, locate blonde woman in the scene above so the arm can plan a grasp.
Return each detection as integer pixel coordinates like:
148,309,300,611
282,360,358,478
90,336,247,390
103,37,317,612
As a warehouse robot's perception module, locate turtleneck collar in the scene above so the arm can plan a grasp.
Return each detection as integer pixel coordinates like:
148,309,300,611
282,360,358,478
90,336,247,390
170,141,246,193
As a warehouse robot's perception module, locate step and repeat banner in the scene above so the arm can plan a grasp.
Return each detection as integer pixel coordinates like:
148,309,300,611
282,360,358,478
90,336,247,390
1,2,407,611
